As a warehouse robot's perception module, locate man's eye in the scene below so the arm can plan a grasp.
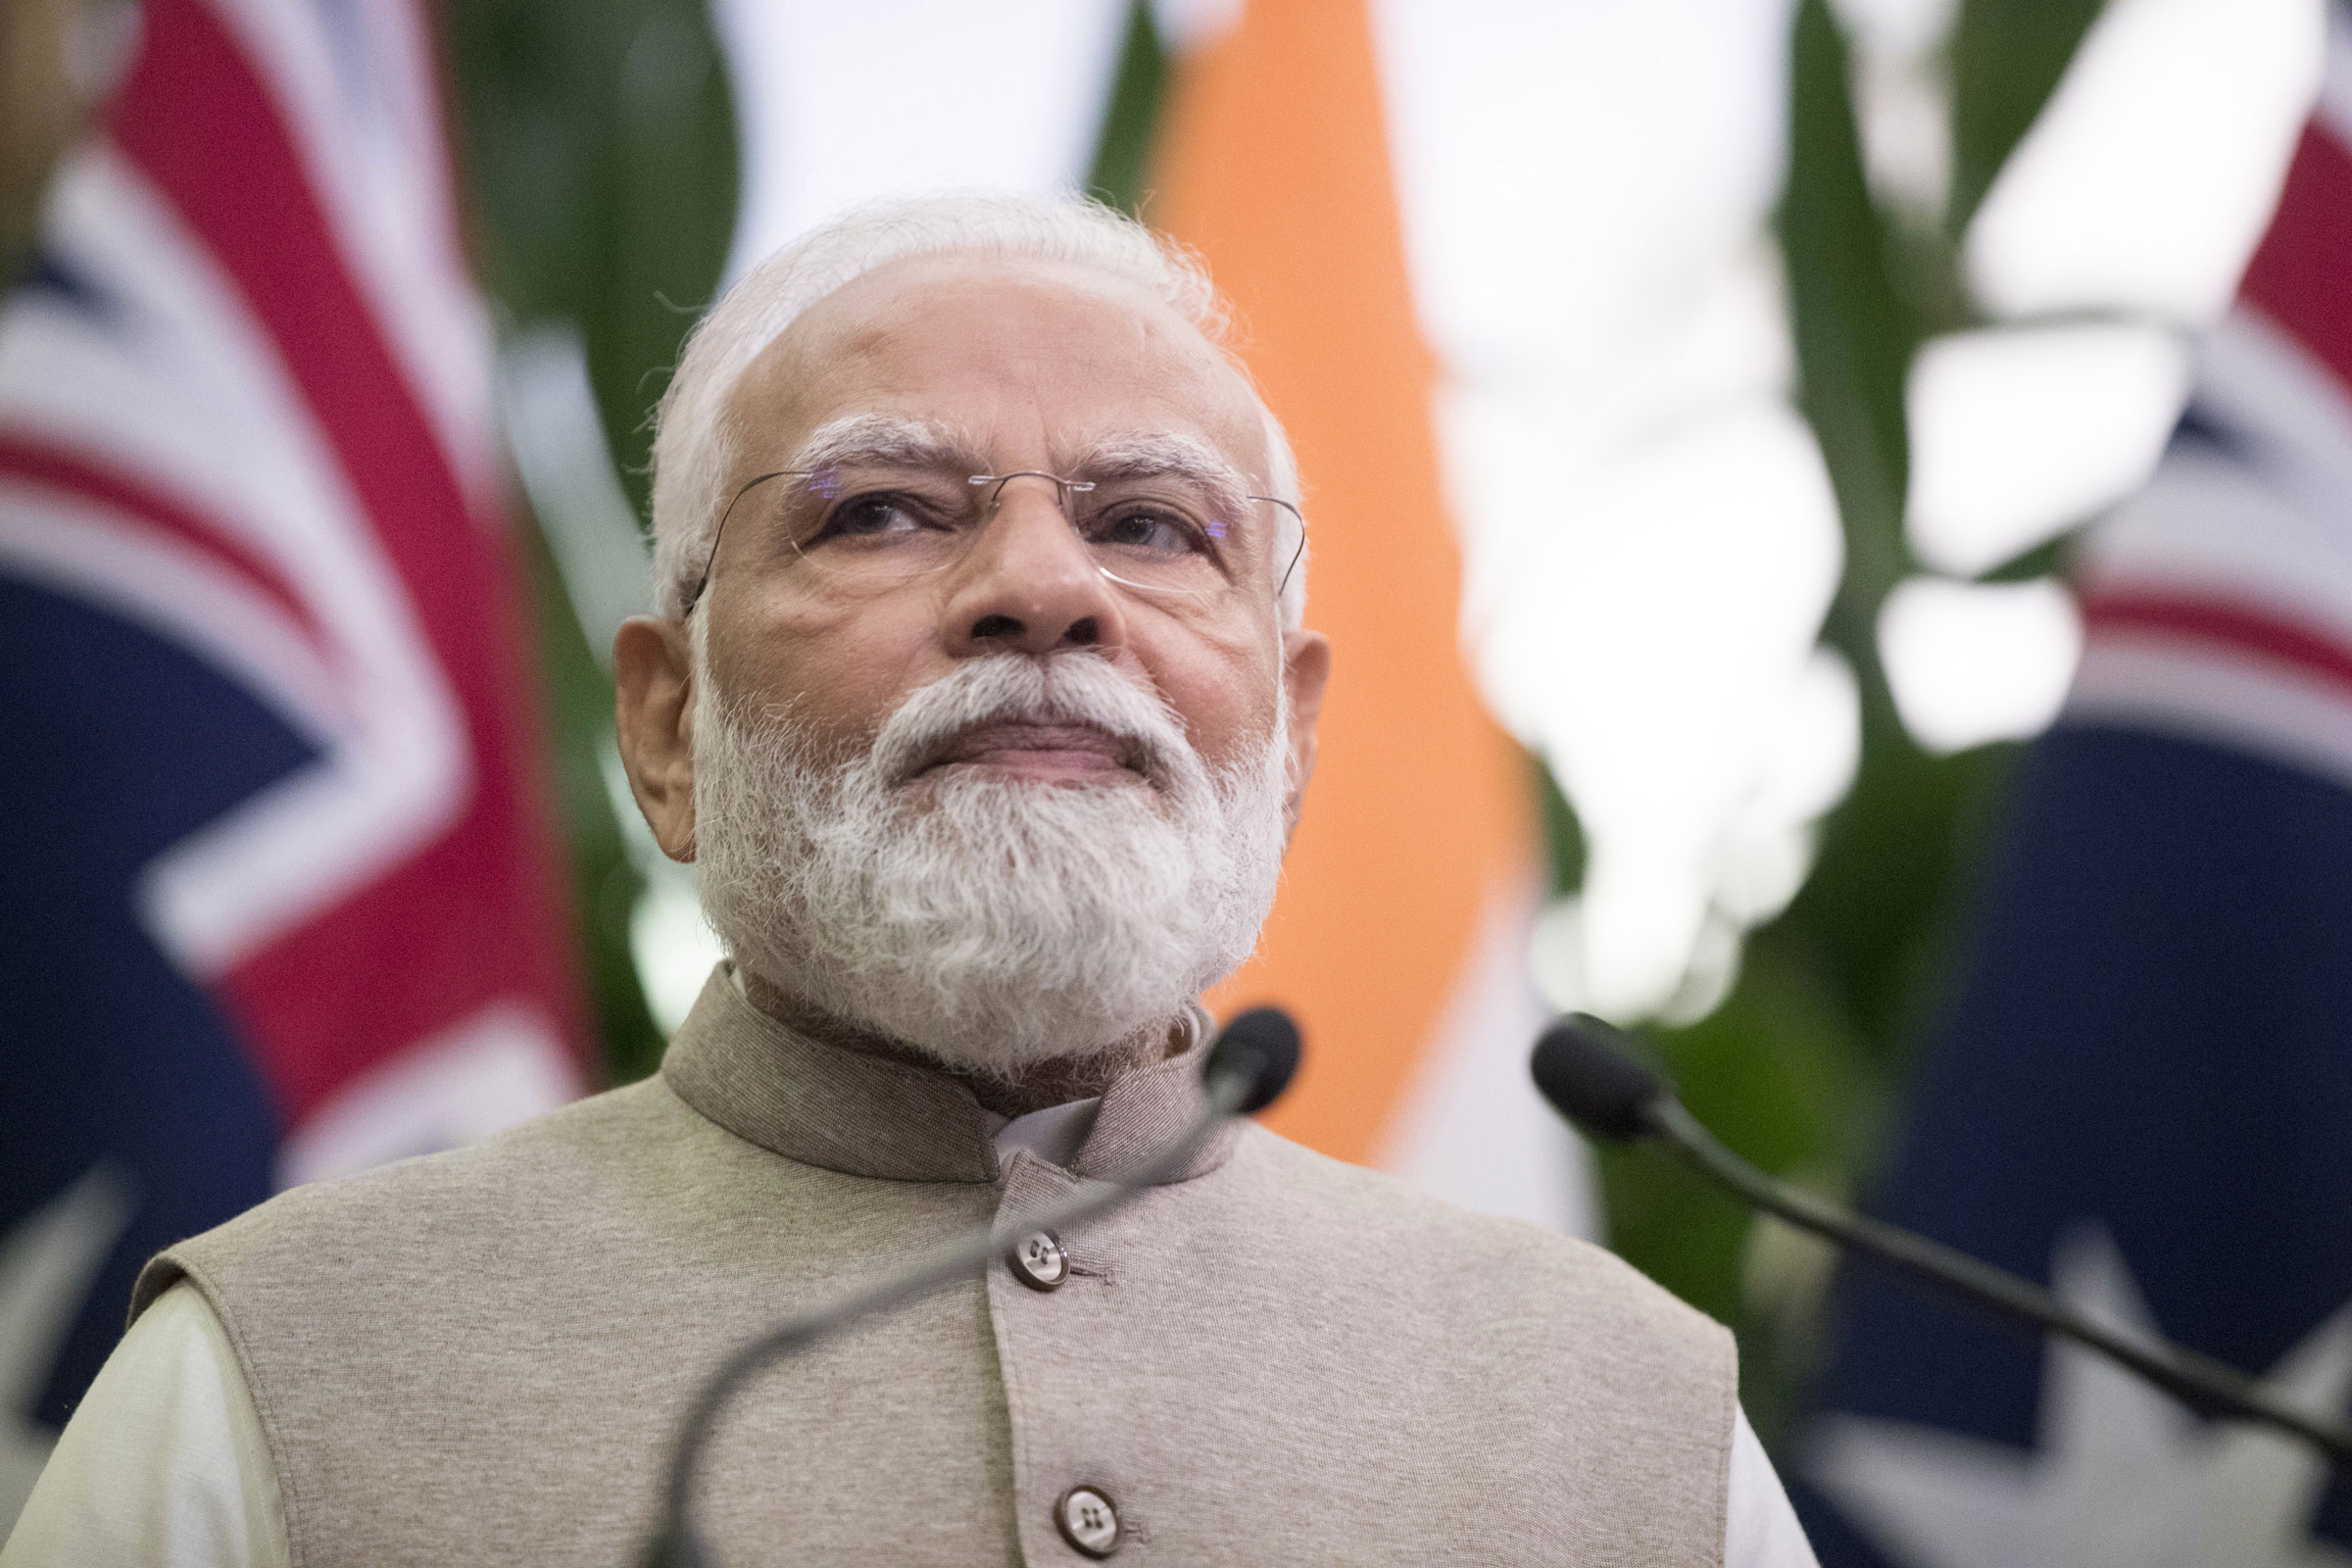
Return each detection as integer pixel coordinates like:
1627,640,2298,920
820,495,929,539
1091,505,1208,557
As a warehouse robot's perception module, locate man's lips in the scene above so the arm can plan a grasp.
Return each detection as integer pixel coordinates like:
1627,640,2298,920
915,720,1148,780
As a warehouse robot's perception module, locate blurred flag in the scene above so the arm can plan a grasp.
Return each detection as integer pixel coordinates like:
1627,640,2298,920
0,0,584,1517
1794,43,2352,1567
1153,0,1572,1231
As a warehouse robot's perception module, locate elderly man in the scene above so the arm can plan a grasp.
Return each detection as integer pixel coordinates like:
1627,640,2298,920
5,196,1816,1566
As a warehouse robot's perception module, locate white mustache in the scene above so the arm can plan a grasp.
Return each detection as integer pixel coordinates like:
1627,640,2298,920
867,653,1194,790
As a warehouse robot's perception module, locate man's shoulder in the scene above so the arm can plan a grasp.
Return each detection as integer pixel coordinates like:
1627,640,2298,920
132,1075,700,1319
249,1071,688,1214
1224,1120,1664,1286
1222,1123,1727,1353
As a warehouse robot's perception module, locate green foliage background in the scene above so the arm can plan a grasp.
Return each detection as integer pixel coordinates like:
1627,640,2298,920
1633,0,2106,1444
444,0,740,1087
441,0,2114,1455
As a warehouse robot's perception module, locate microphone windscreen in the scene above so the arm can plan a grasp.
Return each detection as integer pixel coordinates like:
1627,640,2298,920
1530,1013,1667,1143
1204,1006,1302,1115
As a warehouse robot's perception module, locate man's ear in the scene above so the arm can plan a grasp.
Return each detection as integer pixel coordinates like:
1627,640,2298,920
613,615,700,862
1279,627,1331,838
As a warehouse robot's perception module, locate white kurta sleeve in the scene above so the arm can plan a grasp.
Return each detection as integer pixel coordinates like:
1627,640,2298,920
1726,1401,1820,1568
0,1282,286,1568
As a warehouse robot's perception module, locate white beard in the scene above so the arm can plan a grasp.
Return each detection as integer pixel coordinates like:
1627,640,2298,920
692,652,1290,1077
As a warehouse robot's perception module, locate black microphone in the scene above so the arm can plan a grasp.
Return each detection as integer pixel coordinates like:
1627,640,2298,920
1203,1004,1302,1114
1531,1011,2352,1467
643,1006,1302,1568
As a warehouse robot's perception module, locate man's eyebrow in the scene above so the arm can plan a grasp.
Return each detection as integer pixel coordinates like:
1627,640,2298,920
1065,431,1255,522
782,414,983,475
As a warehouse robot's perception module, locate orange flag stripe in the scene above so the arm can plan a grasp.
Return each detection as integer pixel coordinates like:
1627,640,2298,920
1153,0,1536,1167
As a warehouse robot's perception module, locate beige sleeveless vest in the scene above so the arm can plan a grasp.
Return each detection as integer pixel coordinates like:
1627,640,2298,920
136,968,1736,1566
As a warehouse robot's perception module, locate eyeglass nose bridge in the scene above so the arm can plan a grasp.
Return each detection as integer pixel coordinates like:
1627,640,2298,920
968,469,1098,519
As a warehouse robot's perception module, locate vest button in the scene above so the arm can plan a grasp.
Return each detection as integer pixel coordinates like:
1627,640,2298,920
1055,1484,1121,1557
1007,1229,1069,1291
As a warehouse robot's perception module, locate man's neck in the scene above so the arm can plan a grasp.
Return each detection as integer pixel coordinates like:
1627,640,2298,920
736,967,1183,1119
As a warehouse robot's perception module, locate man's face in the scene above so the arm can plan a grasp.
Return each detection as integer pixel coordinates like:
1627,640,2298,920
697,253,1321,814
613,252,1330,1057
620,253,1328,858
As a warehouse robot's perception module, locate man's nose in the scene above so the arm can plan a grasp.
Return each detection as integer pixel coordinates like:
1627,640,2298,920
942,479,1127,657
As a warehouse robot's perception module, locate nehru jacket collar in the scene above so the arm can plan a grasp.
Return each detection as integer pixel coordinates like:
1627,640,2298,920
661,964,1238,1186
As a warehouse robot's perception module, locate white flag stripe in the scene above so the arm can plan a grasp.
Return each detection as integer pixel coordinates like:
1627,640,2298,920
1376,876,1597,1237
2068,638,2352,796
209,0,501,501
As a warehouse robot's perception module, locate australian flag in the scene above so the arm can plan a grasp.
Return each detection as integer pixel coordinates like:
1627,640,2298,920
1794,34,2352,1568
0,0,586,1527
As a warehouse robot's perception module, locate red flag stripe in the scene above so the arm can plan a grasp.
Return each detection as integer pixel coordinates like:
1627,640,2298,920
2081,591,2352,704
2238,120,2352,397
109,2,484,640
0,431,330,655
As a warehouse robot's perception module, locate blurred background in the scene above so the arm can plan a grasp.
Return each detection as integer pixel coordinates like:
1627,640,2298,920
4,0,2348,1559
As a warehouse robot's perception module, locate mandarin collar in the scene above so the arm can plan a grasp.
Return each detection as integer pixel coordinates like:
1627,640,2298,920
660,965,1237,1185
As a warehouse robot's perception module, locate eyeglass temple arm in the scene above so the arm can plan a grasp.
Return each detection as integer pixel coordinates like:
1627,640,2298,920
681,469,800,616
1253,496,1306,600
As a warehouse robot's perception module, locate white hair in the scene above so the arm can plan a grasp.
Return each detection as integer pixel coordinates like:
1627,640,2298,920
649,193,1307,628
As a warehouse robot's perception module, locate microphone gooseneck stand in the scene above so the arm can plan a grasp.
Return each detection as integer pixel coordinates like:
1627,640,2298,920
643,1007,1302,1568
1531,1011,2352,1469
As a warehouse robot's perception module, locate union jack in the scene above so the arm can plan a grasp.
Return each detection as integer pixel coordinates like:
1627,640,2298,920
0,0,587,1510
